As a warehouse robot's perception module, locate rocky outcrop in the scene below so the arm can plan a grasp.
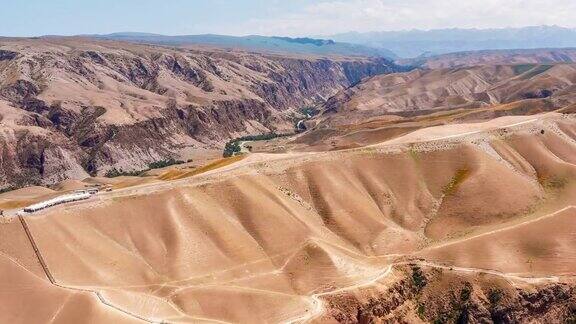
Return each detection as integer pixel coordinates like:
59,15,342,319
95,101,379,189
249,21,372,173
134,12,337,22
0,38,401,188
322,265,576,323
0,50,18,61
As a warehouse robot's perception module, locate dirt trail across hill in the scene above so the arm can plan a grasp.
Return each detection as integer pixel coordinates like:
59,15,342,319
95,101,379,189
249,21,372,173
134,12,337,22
18,215,156,323
2,112,575,323
18,216,54,283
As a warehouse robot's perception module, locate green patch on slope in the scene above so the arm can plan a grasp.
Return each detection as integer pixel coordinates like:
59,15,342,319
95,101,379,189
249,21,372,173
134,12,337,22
442,168,471,196
513,64,554,79
513,64,537,75
522,64,554,79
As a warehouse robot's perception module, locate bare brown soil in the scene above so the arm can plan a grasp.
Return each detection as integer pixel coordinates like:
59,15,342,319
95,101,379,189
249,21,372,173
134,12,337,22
0,112,574,323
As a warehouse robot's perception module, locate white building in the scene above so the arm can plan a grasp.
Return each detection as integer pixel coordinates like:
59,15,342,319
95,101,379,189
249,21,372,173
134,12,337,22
22,192,91,213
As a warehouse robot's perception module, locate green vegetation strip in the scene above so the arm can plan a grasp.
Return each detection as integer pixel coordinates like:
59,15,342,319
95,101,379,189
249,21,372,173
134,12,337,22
0,186,15,194
105,158,186,178
223,106,320,157
223,132,293,157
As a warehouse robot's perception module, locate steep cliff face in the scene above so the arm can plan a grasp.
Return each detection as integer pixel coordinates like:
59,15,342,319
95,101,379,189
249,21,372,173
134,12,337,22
0,38,400,188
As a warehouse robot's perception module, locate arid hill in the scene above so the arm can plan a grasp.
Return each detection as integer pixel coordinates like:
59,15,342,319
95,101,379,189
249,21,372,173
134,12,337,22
246,61,576,156
1,36,576,324
310,63,576,136
403,48,576,69
1,112,575,323
0,37,400,189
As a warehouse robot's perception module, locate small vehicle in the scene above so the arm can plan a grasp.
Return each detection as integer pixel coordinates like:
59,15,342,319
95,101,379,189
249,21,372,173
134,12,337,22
87,188,99,195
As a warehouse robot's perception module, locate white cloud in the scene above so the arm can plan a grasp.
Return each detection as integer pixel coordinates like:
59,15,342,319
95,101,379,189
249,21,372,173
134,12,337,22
230,0,576,36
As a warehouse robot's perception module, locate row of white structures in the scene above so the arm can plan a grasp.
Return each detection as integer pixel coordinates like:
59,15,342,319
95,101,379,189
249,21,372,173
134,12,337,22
22,192,92,213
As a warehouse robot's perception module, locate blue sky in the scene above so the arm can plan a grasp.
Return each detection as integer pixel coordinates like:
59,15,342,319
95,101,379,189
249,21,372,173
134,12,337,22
0,0,317,36
1,0,575,37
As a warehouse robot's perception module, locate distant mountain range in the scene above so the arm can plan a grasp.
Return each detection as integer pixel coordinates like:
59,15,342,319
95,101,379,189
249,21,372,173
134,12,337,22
76,26,576,60
85,32,398,59
328,25,576,58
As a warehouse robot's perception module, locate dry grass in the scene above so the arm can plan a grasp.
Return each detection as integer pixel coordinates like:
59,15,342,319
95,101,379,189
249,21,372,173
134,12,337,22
442,169,471,196
0,200,33,209
538,175,569,191
107,177,160,190
157,169,187,181
159,155,246,181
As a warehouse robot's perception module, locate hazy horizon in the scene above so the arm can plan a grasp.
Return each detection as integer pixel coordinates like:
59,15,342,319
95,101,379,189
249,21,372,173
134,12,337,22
2,0,576,38
35,24,576,39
